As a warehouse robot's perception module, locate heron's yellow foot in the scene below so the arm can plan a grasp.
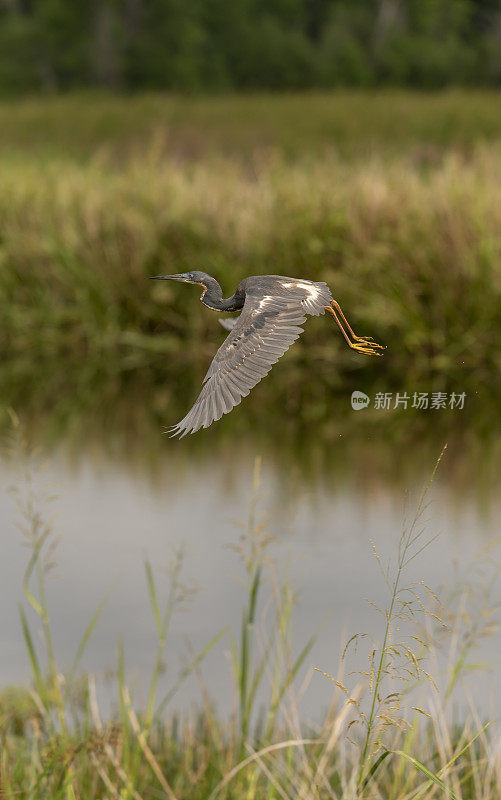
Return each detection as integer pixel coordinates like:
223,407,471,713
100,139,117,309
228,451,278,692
353,335,386,350
349,341,384,356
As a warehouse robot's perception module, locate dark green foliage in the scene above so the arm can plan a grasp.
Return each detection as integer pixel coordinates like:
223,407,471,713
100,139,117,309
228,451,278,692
1,0,501,93
124,0,208,89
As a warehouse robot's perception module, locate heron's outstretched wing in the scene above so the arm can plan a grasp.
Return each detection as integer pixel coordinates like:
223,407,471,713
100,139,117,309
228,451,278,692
219,317,238,331
170,294,308,437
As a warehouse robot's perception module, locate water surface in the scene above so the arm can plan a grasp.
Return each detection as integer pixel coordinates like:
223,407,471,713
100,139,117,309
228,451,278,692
1,440,499,723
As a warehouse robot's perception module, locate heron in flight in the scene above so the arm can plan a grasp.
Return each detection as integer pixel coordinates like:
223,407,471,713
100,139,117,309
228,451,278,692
150,272,385,437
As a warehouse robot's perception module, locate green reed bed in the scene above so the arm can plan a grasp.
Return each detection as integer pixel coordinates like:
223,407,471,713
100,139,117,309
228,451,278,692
1,141,499,414
1,429,500,799
0,93,499,478
2,91,501,160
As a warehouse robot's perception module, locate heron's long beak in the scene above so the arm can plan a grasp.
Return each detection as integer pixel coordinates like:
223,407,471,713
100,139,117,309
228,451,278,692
149,274,188,282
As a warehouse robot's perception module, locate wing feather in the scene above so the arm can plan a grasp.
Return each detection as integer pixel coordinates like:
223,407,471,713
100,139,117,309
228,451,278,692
170,293,307,437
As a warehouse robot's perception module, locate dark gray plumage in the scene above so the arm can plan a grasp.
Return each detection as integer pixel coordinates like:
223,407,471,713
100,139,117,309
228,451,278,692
149,271,384,437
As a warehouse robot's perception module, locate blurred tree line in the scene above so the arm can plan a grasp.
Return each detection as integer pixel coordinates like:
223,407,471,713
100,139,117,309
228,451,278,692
0,0,500,93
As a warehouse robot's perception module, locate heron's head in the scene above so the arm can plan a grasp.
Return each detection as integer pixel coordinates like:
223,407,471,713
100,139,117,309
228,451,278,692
149,270,212,286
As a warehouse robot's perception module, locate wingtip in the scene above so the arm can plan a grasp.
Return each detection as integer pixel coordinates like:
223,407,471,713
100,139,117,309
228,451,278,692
163,423,182,438
168,426,184,439
162,425,177,437
165,420,194,439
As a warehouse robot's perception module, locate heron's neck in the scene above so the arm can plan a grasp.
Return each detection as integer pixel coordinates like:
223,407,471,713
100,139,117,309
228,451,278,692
201,277,244,312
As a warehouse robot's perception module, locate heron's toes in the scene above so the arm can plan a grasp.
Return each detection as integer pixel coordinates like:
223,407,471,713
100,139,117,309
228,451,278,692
355,335,386,349
350,341,384,356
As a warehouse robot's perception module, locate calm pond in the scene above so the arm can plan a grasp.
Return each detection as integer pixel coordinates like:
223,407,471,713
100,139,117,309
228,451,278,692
0,400,499,723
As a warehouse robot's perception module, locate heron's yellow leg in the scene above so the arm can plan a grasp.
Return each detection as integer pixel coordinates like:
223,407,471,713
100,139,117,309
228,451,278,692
324,305,384,357
331,300,385,350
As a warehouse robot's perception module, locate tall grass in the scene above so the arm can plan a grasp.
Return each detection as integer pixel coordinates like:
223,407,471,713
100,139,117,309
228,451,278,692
1,144,499,401
1,431,501,798
1,91,501,160
0,94,499,474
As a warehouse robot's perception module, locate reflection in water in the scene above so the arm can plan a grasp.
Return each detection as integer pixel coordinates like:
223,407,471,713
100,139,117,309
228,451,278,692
2,381,499,509
0,441,499,721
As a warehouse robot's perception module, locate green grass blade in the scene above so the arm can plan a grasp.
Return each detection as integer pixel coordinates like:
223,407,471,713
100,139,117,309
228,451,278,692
229,633,239,683
67,586,114,685
248,628,275,706
278,631,317,702
411,722,491,800
116,636,132,770
22,535,50,617
18,603,47,705
155,627,227,718
392,750,459,799
361,749,392,791
145,559,162,637
249,567,262,621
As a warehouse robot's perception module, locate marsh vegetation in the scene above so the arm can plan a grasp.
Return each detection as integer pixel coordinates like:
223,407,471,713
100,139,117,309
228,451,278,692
1,438,500,798
0,92,499,479
0,91,500,797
